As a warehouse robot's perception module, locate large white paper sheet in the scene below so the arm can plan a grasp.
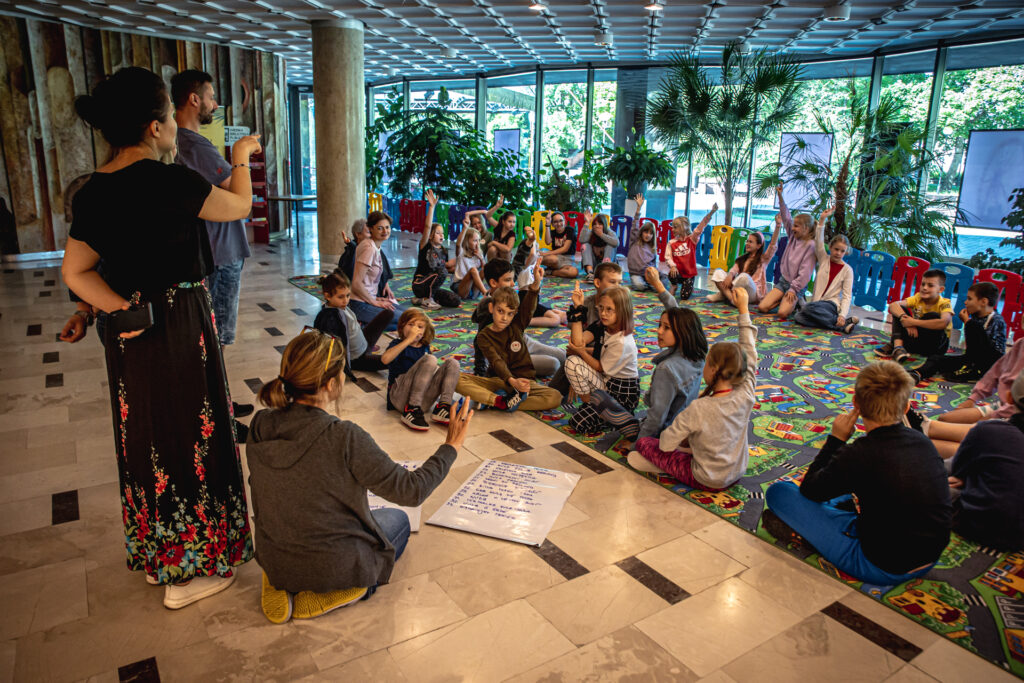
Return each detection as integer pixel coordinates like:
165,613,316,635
368,461,423,532
426,460,581,546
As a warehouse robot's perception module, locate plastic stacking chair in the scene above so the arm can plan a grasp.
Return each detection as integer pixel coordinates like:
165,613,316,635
930,262,975,330
432,203,450,237
694,225,713,269
657,220,674,263
398,199,414,232
532,211,550,250
368,192,383,213
843,246,862,271
853,250,896,312
888,256,931,304
611,215,633,258
769,234,788,286
976,268,1023,332
727,228,753,269
708,225,734,273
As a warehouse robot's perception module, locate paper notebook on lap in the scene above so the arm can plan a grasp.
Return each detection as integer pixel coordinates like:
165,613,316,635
427,460,581,546
368,461,424,532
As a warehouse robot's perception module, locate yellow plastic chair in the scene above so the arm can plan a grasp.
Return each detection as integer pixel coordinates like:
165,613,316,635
709,225,734,272
532,210,550,250
367,192,383,213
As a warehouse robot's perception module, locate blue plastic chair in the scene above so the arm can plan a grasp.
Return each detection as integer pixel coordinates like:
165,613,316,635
611,215,633,258
853,250,896,312
930,262,976,330
770,235,789,285
843,246,862,272
695,226,713,268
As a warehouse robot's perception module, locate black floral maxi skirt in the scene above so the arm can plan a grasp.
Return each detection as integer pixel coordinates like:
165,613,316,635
103,281,253,584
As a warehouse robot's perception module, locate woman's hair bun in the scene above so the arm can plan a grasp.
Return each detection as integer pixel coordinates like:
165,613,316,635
74,94,102,129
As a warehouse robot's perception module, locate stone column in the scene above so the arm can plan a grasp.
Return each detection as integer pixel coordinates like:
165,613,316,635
312,18,365,265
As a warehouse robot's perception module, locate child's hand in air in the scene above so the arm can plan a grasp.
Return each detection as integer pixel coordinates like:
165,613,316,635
774,213,782,228
571,280,585,307
426,189,437,206
734,286,749,310
776,183,783,196
821,205,835,219
711,202,719,213
531,261,544,290
633,194,644,210
644,266,663,289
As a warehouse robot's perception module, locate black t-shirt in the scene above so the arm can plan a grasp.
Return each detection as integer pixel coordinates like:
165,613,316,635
551,226,576,256
69,160,214,299
415,244,448,279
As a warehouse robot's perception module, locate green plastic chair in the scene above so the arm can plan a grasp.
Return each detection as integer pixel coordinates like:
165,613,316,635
433,203,450,237
727,228,753,269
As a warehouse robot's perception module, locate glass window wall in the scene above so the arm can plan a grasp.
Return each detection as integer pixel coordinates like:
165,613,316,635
486,72,537,174
540,69,587,175
409,79,476,127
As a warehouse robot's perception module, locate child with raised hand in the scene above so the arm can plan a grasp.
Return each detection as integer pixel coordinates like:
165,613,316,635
381,308,462,430
464,195,504,236
709,211,782,306
628,287,757,491
791,206,859,334
580,211,620,283
757,183,818,319
248,330,474,623
485,209,518,262
313,270,388,375
907,281,1005,385
877,269,953,364
666,203,717,301
411,189,460,310
565,282,641,436
512,224,540,287
627,195,669,292
452,227,489,299
765,361,951,586
455,262,562,411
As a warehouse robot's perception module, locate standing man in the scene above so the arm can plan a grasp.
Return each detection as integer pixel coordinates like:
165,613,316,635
172,69,254,418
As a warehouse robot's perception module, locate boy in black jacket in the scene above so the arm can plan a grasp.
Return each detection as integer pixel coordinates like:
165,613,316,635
766,361,951,585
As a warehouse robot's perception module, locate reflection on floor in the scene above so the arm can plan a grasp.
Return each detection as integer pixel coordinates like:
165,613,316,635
0,219,1004,681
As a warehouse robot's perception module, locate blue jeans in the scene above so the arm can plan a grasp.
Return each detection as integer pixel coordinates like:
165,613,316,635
348,298,403,332
765,482,935,586
794,299,842,331
630,271,669,292
206,259,244,345
364,508,410,599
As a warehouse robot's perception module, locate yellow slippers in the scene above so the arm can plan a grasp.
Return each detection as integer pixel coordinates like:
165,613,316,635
261,573,293,625
292,586,368,619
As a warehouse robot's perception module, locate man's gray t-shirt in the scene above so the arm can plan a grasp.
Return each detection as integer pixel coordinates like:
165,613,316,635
175,128,251,266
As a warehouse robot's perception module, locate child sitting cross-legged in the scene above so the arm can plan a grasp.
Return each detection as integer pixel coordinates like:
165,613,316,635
765,360,952,586
877,269,953,364
708,212,781,307
452,227,489,300
248,330,474,624
472,259,565,377
627,287,757,490
579,212,620,283
792,207,859,334
455,263,562,411
757,183,818,319
907,281,1006,386
313,270,388,375
564,282,641,436
665,203,717,301
381,308,461,430
411,189,460,310
626,195,670,292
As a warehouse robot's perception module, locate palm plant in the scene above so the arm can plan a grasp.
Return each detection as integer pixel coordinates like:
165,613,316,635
602,134,675,196
648,42,803,225
754,83,961,260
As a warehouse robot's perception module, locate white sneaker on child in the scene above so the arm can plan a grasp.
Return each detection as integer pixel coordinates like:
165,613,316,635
421,298,441,310
627,451,667,475
706,292,724,303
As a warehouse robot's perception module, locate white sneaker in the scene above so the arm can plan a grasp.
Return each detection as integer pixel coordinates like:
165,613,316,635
627,451,667,474
411,297,425,306
706,292,724,303
163,574,236,610
421,298,441,310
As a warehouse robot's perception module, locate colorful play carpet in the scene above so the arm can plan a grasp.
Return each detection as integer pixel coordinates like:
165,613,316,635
289,269,1024,677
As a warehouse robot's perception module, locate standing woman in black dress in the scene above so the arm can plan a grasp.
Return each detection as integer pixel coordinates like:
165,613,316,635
62,67,262,609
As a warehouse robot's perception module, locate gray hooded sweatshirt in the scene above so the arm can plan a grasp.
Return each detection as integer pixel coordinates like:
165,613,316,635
246,403,455,593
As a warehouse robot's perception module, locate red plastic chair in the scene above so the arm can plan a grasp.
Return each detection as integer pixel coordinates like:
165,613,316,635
975,268,1023,332
657,220,674,263
888,256,931,304
565,211,586,252
398,199,414,232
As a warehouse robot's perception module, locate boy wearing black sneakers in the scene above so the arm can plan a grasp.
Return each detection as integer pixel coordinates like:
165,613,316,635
908,281,1006,385
877,269,953,364
455,263,562,412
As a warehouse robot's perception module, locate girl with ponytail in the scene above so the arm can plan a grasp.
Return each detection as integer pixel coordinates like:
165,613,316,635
247,330,473,623
628,288,759,491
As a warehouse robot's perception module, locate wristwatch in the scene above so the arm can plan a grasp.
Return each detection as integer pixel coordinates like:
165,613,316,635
73,309,95,327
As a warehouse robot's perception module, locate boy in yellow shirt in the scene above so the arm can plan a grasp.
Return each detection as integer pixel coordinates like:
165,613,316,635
877,269,953,364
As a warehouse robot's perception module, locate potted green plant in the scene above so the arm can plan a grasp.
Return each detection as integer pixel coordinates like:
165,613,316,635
603,133,675,197
539,150,610,212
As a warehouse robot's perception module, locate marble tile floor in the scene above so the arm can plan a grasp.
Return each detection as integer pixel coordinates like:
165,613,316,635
0,221,998,682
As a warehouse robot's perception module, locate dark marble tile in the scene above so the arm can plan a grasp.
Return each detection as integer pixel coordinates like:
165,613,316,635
274,345,287,355
291,308,307,316
3,268,14,273
45,373,64,388
43,351,59,363
615,556,689,605
264,327,283,337
821,601,922,662
489,429,531,453
259,261,270,266
244,378,264,394
39,290,52,297
257,302,275,312
530,540,588,581
52,490,80,525
355,377,380,392
33,270,43,277
27,323,41,336
550,441,614,474
44,279,55,286
118,656,160,682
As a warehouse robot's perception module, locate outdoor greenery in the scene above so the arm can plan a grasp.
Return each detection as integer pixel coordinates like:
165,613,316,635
538,150,609,212
648,42,804,225
754,83,960,261
966,187,1024,274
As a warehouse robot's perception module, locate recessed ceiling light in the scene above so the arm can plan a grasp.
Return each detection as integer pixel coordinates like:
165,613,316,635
824,4,851,21
529,2,546,10
644,2,663,11
594,29,612,45
442,46,457,58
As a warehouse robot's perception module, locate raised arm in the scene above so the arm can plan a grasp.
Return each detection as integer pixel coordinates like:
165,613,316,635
691,202,718,241
484,195,504,227
645,266,678,310
420,189,437,250
813,206,834,263
198,135,261,222
733,288,758,392
776,183,793,236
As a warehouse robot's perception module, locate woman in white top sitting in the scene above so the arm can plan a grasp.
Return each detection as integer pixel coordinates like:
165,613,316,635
350,211,405,331
792,206,859,335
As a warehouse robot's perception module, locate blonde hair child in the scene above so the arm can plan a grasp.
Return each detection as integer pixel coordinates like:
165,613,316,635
666,202,718,300
758,182,819,319
453,227,488,299
380,308,462,430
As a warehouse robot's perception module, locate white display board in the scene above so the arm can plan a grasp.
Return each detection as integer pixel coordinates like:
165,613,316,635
427,460,580,546
225,125,251,146
957,129,1024,229
368,461,423,532
777,132,834,211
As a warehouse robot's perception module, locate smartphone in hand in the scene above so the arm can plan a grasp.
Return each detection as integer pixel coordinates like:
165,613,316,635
109,302,154,335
